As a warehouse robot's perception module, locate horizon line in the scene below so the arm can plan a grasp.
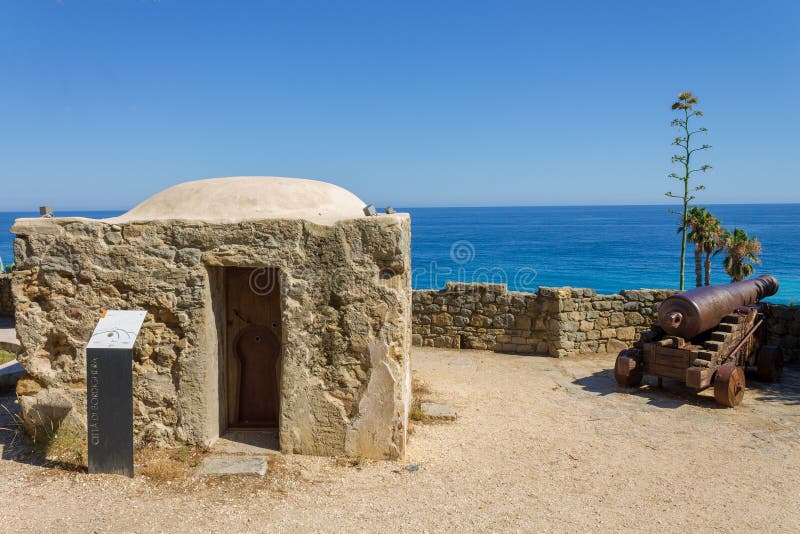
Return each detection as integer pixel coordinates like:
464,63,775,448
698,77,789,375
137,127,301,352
2,201,800,213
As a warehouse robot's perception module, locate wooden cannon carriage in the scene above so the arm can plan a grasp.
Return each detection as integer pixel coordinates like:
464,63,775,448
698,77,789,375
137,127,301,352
615,275,783,407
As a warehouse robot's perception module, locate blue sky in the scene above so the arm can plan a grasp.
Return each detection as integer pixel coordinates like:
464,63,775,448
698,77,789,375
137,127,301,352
0,1,797,210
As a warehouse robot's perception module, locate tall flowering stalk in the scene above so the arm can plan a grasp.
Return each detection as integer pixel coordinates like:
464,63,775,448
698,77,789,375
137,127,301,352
667,91,712,290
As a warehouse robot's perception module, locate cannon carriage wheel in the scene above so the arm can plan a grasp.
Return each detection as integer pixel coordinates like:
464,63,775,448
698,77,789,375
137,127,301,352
614,350,642,388
713,364,746,407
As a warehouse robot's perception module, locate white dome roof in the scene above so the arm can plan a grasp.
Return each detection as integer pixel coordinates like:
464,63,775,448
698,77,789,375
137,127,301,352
109,176,368,225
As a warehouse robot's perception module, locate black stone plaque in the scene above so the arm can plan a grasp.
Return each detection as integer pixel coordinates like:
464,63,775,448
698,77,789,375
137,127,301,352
86,347,133,477
86,310,146,478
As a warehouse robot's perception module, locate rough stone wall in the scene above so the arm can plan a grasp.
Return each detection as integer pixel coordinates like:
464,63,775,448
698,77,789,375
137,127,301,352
765,304,800,362
11,214,411,460
412,283,675,357
0,274,13,317
412,283,546,353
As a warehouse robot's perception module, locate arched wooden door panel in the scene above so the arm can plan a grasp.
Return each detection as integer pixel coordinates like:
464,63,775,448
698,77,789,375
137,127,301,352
225,268,281,428
235,325,279,425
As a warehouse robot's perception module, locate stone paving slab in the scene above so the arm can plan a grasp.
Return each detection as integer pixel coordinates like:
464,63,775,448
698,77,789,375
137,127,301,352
198,455,267,476
0,317,19,348
420,402,457,420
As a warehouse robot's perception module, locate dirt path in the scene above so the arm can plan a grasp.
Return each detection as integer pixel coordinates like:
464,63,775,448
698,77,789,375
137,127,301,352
1,348,799,532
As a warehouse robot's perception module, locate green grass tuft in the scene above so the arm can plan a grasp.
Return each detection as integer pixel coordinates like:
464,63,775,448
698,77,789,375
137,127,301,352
0,350,16,365
30,420,88,470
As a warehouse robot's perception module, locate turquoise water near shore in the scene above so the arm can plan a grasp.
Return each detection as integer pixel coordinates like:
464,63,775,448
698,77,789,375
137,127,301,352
1,205,798,303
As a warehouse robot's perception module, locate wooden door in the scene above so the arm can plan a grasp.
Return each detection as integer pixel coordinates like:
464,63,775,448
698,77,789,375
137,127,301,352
225,267,281,428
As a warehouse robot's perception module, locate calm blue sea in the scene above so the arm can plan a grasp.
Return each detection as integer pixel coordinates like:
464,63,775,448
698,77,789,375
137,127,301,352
2,205,798,303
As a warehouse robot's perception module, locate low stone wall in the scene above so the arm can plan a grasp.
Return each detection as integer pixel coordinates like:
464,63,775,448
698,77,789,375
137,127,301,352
0,274,13,317
412,282,675,357
765,304,800,362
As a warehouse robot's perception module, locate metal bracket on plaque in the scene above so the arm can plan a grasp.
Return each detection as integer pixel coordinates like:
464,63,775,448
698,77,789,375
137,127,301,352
86,309,147,477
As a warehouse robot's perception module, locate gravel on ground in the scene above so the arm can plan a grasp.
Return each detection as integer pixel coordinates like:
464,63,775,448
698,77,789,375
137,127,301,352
1,348,798,532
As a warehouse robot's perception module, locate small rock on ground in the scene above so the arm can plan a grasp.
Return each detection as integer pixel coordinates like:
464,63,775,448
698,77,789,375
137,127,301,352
420,402,457,420
198,455,267,476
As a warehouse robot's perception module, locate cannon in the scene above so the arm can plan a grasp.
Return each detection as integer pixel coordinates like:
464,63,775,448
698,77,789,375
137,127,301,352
615,275,783,407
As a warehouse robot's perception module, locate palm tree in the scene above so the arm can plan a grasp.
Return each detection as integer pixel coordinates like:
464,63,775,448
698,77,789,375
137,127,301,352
679,206,708,288
722,228,762,282
701,214,724,285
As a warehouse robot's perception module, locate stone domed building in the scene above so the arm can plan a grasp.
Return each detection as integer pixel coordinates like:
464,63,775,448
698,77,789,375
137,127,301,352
11,177,411,459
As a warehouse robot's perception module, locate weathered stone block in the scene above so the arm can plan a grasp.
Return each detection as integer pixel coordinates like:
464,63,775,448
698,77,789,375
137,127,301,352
554,340,574,351
15,375,42,396
431,313,453,326
594,300,612,311
452,315,470,327
433,336,459,349
616,326,636,341
607,338,628,352
601,328,616,339
515,316,532,330
492,313,514,329
470,314,492,328
625,312,645,326
561,321,579,332
609,312,626,327
623,301,640,312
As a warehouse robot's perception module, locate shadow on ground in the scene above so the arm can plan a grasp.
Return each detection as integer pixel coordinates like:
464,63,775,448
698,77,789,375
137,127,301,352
749,364,800,405
214,429,280,454
0,391,33,463
0,392,80,469
573,363,800,408
572,368,721,409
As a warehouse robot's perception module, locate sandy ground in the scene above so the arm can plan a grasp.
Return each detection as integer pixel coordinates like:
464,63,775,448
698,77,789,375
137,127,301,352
1,347,799,532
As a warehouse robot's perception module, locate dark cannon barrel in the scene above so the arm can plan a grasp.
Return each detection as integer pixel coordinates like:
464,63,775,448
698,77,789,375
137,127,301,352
658,275,779,338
